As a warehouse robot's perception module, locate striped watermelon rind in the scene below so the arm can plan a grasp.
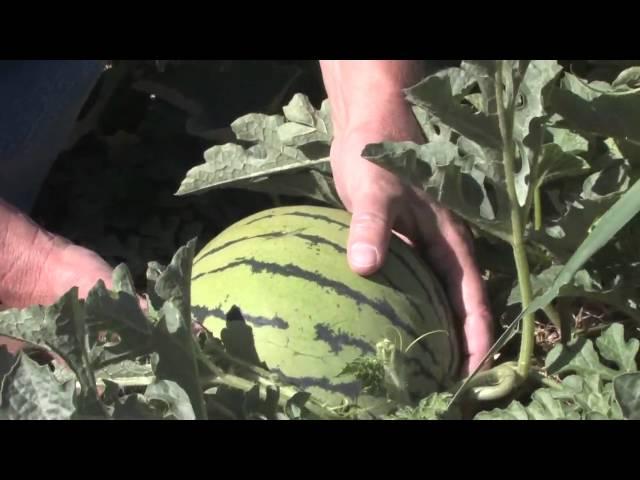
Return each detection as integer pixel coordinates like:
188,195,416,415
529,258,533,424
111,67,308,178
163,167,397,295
191,205,461,407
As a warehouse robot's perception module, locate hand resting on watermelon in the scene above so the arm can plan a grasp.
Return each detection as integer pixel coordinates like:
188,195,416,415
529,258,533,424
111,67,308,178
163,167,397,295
320,60,493,373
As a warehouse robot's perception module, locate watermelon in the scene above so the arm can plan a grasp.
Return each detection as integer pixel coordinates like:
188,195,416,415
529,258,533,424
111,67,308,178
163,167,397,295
191,205,461,407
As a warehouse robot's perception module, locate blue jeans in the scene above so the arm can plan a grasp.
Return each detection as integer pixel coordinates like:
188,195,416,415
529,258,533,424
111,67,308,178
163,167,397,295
0,60,105,211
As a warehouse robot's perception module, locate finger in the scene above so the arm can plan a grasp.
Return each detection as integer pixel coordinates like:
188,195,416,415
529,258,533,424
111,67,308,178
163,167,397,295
56,244,149,312
53,243,114,299
347,182,403,276
0,199,111,307
414,197,493,374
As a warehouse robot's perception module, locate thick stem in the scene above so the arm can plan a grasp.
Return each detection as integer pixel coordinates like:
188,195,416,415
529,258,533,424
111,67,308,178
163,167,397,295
529,369,563,390
534,187,542,231
495,61,536,380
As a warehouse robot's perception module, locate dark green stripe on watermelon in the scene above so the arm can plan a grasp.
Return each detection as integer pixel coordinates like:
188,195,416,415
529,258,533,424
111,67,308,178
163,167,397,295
224,205,450,331
294,233,346,253
387,247,459,375
270,368,362,399
195,226,434,342
388,249,442,324
193,231,293,266
405,357,441,396
244,211,350,230
292,230,440,338
193,257,418,336
374,269,433,340
192,257,438,367
191,304,290,330
194,231,346,267
314,323,376,356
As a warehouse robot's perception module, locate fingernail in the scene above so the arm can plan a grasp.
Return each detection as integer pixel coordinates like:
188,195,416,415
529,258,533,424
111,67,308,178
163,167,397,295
350,243,379,268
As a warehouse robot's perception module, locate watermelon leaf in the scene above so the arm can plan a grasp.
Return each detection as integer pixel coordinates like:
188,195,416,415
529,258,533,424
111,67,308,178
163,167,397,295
362,139,514,243
136,240,206,419
612,66,640,90
595,323,639,373
389,392,461,420
545,125,589,155
144,379,196,420
507,265,640,323
533,143,590,190
93,359,154,393
146,261,167,316
44,288,106,416
527,146,632,265
475,388,582,420
549,72,640,143
152,239,196,319
0,305,50,350
405,70,501,149
0,346,18,382
365,61,575,249
151,299,205,420
0,288,106,416
501,174,640,340
613,373,640,419
474,324,637,419
176,94,332,197
0,353,76,420
85,278,154,368
545,336,619,380
179,124,326,193
176,94,342,207
338,356,385,397
0,281,151,414
112,394,160,420
233,169,342,208
475,324,638,420
112,263,137,297
560,374,621,419
147,242,199,357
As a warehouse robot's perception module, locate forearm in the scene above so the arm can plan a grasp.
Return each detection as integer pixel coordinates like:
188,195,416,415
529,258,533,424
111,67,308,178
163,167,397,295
319,60,424,131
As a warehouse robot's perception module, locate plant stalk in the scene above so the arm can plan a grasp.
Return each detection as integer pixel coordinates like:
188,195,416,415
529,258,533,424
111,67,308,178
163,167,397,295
528,369,563,390
534,187,542,231
495,61,536,380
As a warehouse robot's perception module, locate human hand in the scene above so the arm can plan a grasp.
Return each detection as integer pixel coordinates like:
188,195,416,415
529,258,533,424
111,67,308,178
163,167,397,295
321,60,493,373
0,198,114,309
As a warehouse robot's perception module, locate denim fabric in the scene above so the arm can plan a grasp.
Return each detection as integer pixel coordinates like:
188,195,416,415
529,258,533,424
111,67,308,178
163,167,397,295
0,60,104,211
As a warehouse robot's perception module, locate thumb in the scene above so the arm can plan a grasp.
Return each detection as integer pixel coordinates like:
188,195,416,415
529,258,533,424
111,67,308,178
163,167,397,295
43,243,113,307
347,187,401,276
56,244,148,312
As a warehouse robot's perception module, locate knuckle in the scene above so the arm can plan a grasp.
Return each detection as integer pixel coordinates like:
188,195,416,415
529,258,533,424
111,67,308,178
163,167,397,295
351,211,388,228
